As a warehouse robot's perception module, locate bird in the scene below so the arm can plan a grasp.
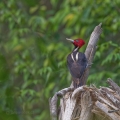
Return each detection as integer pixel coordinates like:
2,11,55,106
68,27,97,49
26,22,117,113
66,38,87,89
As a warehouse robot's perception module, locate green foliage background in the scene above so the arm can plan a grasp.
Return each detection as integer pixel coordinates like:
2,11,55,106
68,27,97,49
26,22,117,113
0,0,120,119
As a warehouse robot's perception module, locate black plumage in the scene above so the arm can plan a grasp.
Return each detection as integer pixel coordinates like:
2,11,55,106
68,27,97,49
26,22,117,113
67,48,87,88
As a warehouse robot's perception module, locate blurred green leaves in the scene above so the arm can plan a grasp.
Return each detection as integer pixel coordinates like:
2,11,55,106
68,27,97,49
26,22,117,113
0,0,120,120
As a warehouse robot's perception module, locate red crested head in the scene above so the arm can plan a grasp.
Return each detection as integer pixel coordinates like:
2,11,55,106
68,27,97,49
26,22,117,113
73,39,85,48
66,38,85,48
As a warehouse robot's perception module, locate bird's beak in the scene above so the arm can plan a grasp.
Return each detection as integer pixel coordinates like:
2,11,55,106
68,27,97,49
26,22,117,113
66,38,74,43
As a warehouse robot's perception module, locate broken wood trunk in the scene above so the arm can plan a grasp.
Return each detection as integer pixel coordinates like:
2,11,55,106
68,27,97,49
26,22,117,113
49,24,120,120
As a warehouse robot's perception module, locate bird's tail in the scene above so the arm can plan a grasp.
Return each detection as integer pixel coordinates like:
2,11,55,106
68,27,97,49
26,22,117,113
72,78,82,89
73,77,85,89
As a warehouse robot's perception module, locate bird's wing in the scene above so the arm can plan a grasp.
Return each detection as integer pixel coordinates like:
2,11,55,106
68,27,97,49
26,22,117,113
70,62,85,78
67,53,87,78
67,53,87,88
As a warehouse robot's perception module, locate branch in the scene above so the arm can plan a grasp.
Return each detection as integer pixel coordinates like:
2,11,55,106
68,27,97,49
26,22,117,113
49,93,58,120
79,23,102,85
49,87,74,120
107,78,120,96
95,101,120,120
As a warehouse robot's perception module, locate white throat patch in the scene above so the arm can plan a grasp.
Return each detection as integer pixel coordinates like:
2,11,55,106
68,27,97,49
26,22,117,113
71,52,79,62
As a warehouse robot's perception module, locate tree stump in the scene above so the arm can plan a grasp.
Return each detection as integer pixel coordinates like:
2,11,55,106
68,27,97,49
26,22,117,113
49,24,120,120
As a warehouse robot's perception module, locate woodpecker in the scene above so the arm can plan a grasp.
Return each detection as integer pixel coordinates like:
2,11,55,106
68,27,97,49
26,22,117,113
66,38,87,89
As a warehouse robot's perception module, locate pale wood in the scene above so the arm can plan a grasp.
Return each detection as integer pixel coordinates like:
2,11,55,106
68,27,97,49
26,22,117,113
95,101,120,120
49,87,74,120
50,78,120,120
107,78,120,96
82,23,102,85
78,91,93,120
49,93,58,120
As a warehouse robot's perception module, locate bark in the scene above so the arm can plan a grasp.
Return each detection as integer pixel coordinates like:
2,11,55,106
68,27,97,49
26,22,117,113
81,23,102,85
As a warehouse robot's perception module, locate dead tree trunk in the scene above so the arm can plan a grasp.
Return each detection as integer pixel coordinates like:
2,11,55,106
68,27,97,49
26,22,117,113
49,24,120,120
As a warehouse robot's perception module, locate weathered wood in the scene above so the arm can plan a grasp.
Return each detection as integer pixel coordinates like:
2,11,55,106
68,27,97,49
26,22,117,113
80,23,102,85
50,79,120,120
49,93,58,120
49,87,74,120
49,23,120,120
107,78,120,96
62,95,76,120
95,101,120,120
78,91,93,120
